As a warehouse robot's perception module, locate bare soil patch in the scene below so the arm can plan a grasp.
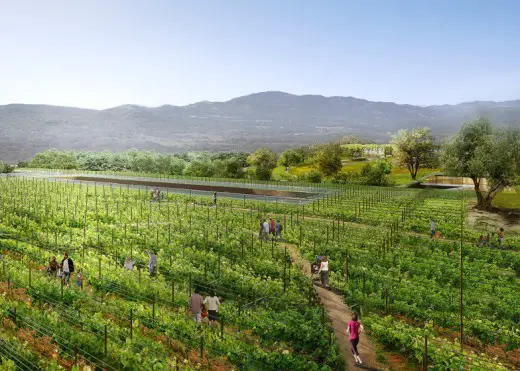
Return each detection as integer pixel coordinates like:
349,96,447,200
467,202,520,233
59,176,317,199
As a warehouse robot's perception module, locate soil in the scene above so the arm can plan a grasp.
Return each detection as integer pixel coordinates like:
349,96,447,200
284,242,386,370
58,176,317,199
467,202,520,233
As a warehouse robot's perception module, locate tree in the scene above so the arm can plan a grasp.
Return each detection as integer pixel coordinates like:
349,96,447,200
183,159,216,177
392,128,438,180
247,148,278,180
383,145,393,158
314,143,343,177
442,118,520,210
360,159,393,186
344,144,363,159
278,149,303,168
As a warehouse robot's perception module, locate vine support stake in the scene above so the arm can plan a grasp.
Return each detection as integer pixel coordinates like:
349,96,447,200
130,308,133,340
345,256,349,283
423,334,428,370
104,324,108,355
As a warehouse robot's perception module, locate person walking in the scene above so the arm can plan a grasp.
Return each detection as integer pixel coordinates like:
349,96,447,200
148,251,157,277
269,218,276,238
47,256,59,276
346,313,364,365
204,292,221,326
189,288,204,324
76,269,84,288
262,219,270,241
430,219,436,239
317,256,329,289
498,227,505,247
213,192,217,206
124,257,135,270
275,219,284,241
60,252,74,286
258,219,264,240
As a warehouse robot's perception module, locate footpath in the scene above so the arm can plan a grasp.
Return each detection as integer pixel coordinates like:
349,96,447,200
284,243,385,371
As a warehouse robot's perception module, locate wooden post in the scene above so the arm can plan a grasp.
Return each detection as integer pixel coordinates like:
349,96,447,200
130,308,133,340
152,294,156,325
345,256,349,282
423,334,428,370
283,246,287,293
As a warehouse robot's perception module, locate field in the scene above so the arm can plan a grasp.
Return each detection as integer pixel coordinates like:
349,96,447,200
0,173,518,370
272,161,440,186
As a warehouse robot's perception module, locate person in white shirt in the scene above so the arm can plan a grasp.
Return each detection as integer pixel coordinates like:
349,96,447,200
60,252,74,286
262,221,270,241
430,220,436,239
204,293,221,325
124,257,135,270
317,256,329,288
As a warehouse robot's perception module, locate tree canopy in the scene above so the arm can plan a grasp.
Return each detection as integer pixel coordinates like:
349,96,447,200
314,143,343,177
247,148,278,180
392,128,438,180
442,118,520,210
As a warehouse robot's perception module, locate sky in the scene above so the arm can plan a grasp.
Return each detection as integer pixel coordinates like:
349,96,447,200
1,0,519,109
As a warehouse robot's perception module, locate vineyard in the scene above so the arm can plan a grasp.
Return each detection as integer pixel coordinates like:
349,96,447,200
0,173,518,370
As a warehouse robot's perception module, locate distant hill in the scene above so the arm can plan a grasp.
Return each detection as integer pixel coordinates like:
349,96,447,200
1,91,520,162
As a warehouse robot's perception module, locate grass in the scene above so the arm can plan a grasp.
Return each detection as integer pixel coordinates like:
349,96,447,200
389,168,440,186
273,161,439,185
493,187,520,209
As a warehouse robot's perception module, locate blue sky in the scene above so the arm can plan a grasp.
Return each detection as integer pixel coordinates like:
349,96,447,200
1,0,519,109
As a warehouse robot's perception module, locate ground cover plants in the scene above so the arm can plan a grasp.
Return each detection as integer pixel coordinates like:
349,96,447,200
0,173,518,370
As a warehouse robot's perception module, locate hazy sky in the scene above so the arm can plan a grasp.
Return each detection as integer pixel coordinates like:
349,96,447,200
1,0,519,109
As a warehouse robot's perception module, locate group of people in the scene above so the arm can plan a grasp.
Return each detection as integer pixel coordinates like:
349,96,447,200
46,252,83,288
259,218,284,241
123,250,157,276
477,228,505,248
188,288,221,326
151,188,165,202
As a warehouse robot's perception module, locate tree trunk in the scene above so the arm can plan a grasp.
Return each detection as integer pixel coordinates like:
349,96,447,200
473,177,504,210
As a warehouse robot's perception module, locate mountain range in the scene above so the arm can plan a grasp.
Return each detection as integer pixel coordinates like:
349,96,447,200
1,91,520,162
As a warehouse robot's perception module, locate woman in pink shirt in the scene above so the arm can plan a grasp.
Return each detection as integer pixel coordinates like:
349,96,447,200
346,312,364,365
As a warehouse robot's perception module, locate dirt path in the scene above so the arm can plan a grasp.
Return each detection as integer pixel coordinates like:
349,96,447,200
284,242,385,370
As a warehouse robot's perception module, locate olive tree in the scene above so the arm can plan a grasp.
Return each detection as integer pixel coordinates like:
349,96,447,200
392,128,438,180
442,118,520,210
314,143,343,177
247,148,278,180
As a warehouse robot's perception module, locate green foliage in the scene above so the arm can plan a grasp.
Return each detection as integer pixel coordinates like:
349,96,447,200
442,118,520,209
183,159,216,177
0,160,15,173
247,148,278,180
383,145,393,157
278,149,305,168
344,144,364,158
314,143,343,177
359,160,393,186
305,170,323,183
392,128,438,180
30,148,78,169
